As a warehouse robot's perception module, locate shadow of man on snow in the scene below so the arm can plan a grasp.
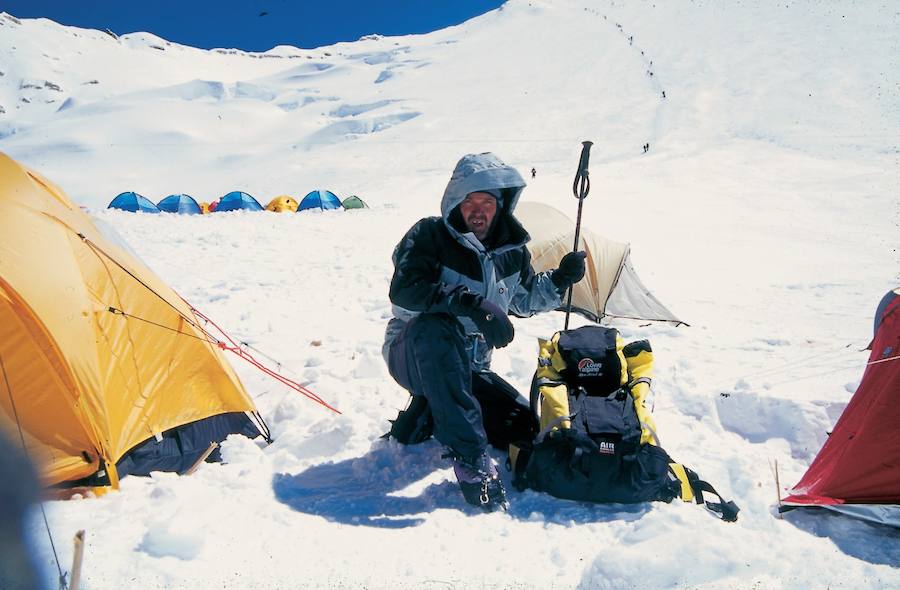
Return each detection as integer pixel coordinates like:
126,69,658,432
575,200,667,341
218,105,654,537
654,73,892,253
273,439,650,529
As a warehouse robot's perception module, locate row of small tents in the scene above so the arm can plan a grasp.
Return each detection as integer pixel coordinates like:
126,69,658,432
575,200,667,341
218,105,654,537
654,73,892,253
108,190,368,214
3,151,899,530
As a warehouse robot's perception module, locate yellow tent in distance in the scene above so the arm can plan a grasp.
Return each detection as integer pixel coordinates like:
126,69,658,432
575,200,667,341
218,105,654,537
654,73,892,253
266,195,299,213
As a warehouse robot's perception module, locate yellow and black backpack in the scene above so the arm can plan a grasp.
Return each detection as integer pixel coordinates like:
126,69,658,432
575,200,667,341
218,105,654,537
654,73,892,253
509,325,739,521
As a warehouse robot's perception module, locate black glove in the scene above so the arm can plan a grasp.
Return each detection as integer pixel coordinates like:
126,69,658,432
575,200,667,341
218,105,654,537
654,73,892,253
551,251,587,290
447,289,515,349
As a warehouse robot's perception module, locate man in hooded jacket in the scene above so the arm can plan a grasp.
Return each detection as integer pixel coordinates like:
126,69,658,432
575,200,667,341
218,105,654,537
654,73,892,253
383,152,586,510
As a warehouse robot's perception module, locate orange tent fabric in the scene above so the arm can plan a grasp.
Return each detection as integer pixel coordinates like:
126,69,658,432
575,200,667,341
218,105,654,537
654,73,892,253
266,195,299,213
0,152,260,487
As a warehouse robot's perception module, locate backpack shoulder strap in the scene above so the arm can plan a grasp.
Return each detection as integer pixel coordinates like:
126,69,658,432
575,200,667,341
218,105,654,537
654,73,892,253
532,335,572,432
668,463,740,522
623,340,657,446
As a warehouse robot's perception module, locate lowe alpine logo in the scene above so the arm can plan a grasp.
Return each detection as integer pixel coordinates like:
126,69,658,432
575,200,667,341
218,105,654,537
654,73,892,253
577,358,602,376
597,441,615,455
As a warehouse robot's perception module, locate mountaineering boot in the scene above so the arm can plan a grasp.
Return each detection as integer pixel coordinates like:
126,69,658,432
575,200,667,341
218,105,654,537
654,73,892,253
447,451,508,512
385,395,434,444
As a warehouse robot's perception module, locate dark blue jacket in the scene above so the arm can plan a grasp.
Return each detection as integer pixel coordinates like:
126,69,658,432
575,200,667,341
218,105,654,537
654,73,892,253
384,153,561,371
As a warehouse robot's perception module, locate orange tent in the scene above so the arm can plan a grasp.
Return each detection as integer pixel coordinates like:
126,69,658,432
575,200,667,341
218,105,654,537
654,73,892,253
266,195,299,213
0,152,267,488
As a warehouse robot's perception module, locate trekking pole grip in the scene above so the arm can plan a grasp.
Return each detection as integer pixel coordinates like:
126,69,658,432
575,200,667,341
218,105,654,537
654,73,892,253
565,140,594,330
572,141,593,198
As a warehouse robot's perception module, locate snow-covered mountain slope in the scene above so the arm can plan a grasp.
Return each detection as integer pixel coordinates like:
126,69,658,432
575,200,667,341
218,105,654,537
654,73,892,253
2,1,899,588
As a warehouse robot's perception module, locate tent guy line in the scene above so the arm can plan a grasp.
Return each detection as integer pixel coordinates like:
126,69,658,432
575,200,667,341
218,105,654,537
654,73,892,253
106,306,214,343
191,307,342,415
752,361,869,390
705,343,859,392
75,219,338,415
866,353,899,366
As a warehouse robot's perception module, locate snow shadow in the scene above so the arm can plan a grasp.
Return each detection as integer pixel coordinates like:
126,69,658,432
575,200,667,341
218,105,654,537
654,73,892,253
303,112,421,145
782,509,900,566
330,100,397,118
273,440,650,528
714,392,834,460
272,440,455,528
374,69,395,84
275,62,336,81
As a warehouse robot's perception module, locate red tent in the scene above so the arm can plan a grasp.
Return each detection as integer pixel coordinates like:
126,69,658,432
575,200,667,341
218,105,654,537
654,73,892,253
781,288,900,526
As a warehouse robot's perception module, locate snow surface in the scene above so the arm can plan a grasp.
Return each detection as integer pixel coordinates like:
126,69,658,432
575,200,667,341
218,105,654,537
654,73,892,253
1,0,899,588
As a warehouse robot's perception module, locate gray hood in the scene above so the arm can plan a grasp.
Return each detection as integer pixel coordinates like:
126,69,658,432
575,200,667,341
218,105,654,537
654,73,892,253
440,153,527,245
384,152,561,372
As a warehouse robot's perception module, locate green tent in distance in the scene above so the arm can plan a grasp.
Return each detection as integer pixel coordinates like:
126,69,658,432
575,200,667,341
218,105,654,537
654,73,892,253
341,195,368,210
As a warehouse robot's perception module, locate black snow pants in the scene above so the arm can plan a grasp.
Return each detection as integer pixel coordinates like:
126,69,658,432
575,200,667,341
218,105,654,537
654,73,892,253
386,313,535,458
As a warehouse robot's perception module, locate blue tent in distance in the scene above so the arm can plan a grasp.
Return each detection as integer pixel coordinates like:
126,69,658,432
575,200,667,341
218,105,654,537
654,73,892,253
108,192,160,213
215,191,263,212
157,193,202,215
298,190,341,212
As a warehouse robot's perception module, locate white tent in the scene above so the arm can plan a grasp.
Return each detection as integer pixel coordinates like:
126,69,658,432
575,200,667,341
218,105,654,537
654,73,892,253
516,201,684,325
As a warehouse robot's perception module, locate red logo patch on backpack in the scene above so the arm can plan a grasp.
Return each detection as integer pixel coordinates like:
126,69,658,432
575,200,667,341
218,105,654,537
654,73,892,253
577,357,602,376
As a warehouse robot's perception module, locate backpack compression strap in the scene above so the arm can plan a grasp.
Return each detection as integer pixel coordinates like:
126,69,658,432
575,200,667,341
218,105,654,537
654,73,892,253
508,442,532,491
669,463,740,522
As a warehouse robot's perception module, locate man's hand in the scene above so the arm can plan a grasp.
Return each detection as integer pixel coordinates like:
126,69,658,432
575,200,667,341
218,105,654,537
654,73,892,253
447,289,515,348
551,251,587,290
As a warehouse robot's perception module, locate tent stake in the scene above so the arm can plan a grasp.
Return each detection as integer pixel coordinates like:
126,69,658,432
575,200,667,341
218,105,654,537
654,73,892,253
69,530,85,590
770,459,783,518
185,442,219,475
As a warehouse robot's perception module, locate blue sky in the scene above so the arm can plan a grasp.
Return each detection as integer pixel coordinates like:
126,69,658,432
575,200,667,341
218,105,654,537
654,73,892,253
1,0,506,51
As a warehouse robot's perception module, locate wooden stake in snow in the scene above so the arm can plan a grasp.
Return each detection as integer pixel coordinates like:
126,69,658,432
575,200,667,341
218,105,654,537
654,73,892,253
69,530,85,590
185,442,219,475
770,459,783,519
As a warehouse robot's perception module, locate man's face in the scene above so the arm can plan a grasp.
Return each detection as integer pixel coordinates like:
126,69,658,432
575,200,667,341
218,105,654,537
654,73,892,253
459,192,498,241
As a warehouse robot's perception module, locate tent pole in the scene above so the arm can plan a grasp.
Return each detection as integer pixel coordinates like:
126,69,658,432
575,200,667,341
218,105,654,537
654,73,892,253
564,141,593,330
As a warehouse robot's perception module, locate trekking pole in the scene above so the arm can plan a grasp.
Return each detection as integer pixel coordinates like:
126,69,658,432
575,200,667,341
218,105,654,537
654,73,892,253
564,140,593,330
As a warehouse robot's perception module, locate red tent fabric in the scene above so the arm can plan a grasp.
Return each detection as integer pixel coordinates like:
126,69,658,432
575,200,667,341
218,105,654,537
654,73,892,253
782,289,900,520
